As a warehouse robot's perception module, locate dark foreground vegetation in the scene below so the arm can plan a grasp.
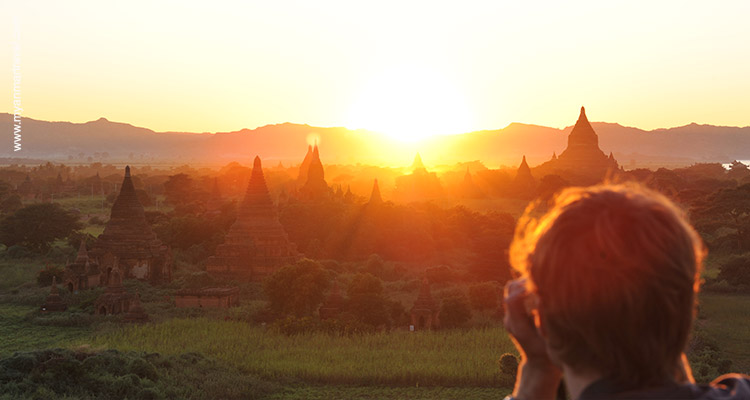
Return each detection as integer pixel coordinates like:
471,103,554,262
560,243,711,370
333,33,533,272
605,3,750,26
0,348,277,400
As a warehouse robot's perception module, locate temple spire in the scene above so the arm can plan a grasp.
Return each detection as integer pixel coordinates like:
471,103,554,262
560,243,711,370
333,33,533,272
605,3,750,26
300,142,328,200
567,105,598,148
369,179,383,204
411,153,426,171
50,276,59,296
75,239,88,264
297,145,314,183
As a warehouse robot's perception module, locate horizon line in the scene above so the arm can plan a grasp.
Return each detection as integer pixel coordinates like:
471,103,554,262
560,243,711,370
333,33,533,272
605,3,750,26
2,111,750,136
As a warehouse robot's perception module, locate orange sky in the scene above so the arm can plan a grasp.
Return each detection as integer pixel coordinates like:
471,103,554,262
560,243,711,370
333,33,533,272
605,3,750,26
2,1,750,142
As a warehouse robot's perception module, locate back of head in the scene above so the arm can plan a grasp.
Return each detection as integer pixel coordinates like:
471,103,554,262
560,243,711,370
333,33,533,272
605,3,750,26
511,184,704,388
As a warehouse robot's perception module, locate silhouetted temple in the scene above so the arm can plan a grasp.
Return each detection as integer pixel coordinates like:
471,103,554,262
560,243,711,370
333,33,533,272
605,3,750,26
89,166,172,284
94,264,133,316
297,144,314,185
175,287,240,308
411,152,427,172
123,291,149,323
537,107,619,183
459,167,484,199
63,240,101,292
368,179,383,205
394,153,443,202
206,156,300,281
344,185,355,203
512,155,537,197
299,144,330,200
410,278,439,330
40,277,67,313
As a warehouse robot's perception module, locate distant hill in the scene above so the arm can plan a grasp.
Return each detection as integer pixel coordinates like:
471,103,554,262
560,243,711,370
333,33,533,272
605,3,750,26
2,113,748,167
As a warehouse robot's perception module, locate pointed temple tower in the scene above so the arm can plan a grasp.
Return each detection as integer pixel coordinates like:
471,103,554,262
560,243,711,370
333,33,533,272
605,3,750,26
394,153,443,202
123,291,149,323
368,179,383,205
411,153,427,173
512,155,537,194
539,107,618,183
63,239,101,292
89,166,172,284
206,156,300,281
459,167,484,199
297,144,314,185
41,276,67,313
344,185,355,203
410,278,439,330
299,143,330,200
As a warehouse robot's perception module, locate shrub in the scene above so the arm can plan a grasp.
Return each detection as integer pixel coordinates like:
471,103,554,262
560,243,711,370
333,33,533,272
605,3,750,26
440,292,472,329
0,349,278,399
498,353,518,376
468,282,499,311
264,259,329,317
5,245,33,259
36,265,66,287
717,255,750,287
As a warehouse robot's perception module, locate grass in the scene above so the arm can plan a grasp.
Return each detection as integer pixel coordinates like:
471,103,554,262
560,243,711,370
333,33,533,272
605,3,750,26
268,385,511,399
0,258,44,291
82,319,517,387
54,195,110,217
699,293,750,374
0,305,93,358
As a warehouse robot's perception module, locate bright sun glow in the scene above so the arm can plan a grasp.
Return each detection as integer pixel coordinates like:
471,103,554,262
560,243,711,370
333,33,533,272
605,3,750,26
346,65,475,142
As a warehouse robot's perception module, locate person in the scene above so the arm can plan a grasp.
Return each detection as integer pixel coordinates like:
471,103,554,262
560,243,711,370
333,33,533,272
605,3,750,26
503,184,750,400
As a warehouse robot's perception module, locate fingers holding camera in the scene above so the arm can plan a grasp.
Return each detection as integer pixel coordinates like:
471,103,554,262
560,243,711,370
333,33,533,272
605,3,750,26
504,278,563,400
503,278,548,361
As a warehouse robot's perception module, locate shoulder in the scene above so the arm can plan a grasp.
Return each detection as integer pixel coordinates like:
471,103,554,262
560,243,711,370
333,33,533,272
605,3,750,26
704,374,750,398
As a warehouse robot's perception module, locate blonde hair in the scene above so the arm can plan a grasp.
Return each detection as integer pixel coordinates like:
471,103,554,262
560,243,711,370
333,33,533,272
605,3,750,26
510,183,705,387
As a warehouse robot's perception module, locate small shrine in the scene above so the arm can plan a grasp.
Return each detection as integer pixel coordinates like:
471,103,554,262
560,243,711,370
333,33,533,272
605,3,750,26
174,287,240,309
410,278,440,330
40,277,67,313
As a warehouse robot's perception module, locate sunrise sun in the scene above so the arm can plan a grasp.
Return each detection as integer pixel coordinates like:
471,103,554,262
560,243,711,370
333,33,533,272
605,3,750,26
346,65,474,142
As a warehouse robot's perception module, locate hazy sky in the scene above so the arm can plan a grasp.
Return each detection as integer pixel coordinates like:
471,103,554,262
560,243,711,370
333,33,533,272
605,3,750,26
3,1,749,139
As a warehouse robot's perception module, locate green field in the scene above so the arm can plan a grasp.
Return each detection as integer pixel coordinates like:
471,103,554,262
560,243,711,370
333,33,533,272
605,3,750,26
268,386,509,399
83,319,517,387
0,305,92,357
699,293,750,374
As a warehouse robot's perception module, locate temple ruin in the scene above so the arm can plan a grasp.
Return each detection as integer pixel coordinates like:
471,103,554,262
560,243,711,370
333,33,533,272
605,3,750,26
206,156,300,281
89,166,172,284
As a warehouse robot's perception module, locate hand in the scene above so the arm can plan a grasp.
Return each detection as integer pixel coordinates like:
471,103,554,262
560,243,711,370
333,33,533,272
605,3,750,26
504,278,562,400
503,278,549,363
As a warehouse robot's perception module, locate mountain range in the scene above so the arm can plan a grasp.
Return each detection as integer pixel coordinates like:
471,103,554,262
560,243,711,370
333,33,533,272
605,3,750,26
2,113,749,168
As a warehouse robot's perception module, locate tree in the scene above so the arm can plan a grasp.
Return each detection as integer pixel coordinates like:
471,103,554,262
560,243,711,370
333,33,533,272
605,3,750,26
347,273,390,327
264,259,329,317
727,161,750,180
696,184,750,251
163,174,194,206
0,203,82,252
468,282,499,311
717,255,750,287
440,291,472,328
0,194,22,216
